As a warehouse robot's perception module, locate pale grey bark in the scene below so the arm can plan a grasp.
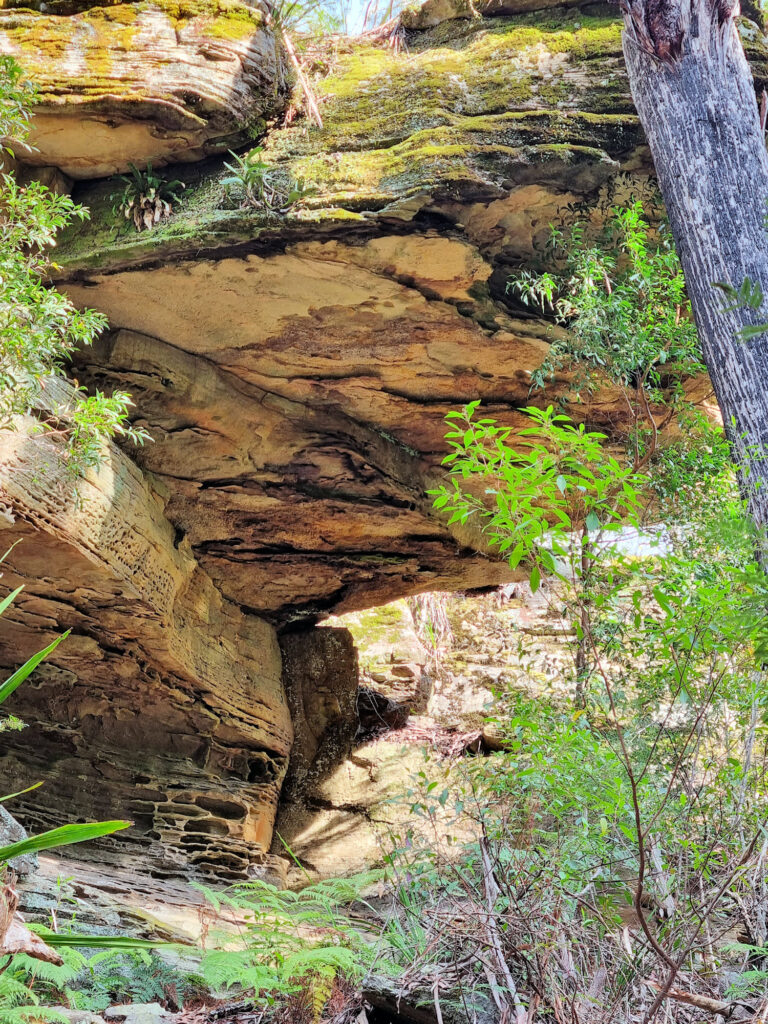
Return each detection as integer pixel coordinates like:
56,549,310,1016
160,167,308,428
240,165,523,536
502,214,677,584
621,0,768,525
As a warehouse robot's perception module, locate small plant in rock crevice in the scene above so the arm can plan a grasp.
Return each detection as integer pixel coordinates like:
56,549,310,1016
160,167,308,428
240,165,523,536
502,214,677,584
111,162,185,232
507,197,704,475
221,148,311,212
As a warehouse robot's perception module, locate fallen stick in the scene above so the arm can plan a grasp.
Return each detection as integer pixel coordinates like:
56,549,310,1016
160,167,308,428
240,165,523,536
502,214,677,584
645,979,756,1018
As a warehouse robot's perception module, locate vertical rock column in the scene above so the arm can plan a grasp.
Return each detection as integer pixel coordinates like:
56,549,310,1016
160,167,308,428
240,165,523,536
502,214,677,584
278,627,360,804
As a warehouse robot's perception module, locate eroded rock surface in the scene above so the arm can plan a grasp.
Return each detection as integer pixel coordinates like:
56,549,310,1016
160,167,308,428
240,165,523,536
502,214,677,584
280,626,359,802
64,254,537,620
0,407,291,879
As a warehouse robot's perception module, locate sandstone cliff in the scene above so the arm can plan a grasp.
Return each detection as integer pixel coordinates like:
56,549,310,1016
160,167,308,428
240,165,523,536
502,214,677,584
0,0,741,879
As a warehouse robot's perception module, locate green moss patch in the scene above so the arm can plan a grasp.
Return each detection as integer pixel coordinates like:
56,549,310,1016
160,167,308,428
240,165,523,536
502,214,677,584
299,12,628,156
54,6,641,272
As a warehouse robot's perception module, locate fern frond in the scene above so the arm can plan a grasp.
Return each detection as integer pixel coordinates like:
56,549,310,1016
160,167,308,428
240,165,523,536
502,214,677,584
302,871,383,906
8,950,86,986
0,1005,69,1024
0,975,38,1008
308,968,335,1023
201,950,278,992
282,946,358,980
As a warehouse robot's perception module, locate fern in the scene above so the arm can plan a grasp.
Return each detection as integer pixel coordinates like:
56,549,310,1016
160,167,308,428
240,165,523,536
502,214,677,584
0,946,204,1017
0,1006,70,1024
0,975,39,1009
195,872,383,1018
0,975,69,1024
7,949,87,988
282,947,358,978
199,951,279,994
70,950,204,1010
308,968,335,1024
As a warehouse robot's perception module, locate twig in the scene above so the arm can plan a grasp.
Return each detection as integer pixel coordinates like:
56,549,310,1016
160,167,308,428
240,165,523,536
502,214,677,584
432,977,444,1024
279,29,324,128
645,978,754,1017
479,829,527,1023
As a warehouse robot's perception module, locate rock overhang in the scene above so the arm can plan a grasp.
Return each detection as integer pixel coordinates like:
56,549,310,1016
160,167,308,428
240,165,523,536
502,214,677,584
44,1,661,620
0,0,289,178
0,0,732,879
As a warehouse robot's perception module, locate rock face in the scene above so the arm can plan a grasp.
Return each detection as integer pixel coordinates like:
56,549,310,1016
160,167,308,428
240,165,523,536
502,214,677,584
0,402,291,880
0,0,287,179
0,0,742,879
64,265,527,622
279,627,359,802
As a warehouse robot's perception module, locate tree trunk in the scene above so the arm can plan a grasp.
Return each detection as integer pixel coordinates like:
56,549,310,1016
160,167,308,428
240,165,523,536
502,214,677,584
621,0,768,526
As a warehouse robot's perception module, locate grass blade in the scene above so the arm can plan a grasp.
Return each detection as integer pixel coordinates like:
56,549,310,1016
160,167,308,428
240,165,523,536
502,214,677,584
0,819,130,862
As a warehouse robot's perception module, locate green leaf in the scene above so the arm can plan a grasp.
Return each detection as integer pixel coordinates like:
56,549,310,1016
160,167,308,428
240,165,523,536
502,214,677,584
738,323,768,341
37,933,180,949
0,631,70,706
0,780,43,803
0,820,131,863
585,511,600,532
0,584,24,617
529,565,541,593
508,541,525,569
0,541,22,567
539,547,558,573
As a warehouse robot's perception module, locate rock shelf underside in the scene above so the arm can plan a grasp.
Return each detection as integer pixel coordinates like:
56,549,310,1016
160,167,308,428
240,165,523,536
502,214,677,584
0,0,742,878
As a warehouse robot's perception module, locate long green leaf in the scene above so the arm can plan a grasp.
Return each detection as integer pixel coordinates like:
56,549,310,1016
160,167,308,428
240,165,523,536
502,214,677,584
0,584,24,618
0,780,43,803
0,819,130,862
36,933,184,950
0,540,22,567
0,630,70,706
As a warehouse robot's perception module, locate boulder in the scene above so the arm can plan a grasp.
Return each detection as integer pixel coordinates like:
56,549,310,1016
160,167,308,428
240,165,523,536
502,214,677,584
0,805,37,879
39,1011,106,1024
105,1005,170,1024
0,0,288,178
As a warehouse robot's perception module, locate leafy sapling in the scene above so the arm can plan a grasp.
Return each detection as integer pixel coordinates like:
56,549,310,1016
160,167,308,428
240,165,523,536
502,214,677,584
430,402,645,593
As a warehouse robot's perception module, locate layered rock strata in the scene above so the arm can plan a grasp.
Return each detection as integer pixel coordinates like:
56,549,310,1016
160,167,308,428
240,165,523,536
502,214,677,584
0,0,288,178
0,403,291,879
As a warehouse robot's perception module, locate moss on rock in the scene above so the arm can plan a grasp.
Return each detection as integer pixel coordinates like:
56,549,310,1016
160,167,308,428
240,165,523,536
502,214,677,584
0,0,268,97
300,12,629,155
55,6,646,268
